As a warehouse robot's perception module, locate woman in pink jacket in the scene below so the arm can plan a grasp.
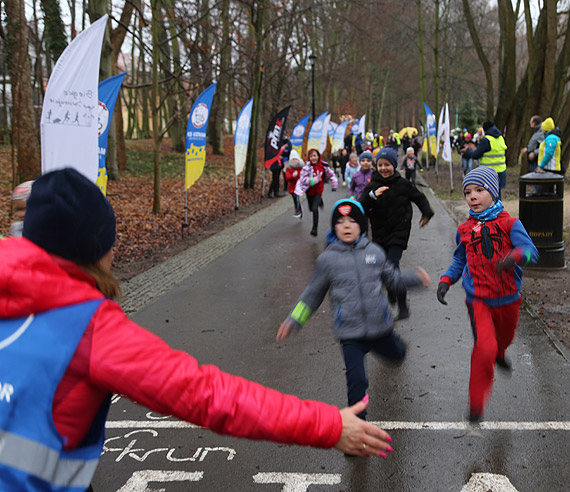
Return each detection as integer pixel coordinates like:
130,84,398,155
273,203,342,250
0,168,392,492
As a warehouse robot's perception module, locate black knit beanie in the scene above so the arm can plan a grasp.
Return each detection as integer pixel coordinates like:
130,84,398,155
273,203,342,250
23,168,116,264
331,199,368,236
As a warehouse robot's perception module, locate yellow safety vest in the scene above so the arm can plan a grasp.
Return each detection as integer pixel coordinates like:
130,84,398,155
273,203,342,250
394,133,401,145
537,139,562,172
479,135,507,173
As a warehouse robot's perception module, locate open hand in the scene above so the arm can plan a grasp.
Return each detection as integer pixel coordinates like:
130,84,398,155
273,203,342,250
374,186,389,197
334,396,394,458
416,267,431,287
276,319,294,341
496,255,516,273
419,216,431,228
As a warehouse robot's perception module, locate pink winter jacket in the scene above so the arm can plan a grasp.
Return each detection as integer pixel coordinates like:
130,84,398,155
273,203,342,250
0,238,342,450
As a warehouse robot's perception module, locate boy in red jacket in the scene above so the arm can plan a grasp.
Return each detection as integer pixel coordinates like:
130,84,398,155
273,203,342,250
285,149,304,218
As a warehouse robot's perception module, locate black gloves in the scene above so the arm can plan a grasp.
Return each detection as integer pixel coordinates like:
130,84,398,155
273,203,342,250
496,255,516,273
437,282,449,305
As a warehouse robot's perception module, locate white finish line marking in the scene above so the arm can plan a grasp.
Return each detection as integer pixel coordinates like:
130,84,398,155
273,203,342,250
116,470,203,491
461,473,519,492
253,472,341,492
105,420,570,431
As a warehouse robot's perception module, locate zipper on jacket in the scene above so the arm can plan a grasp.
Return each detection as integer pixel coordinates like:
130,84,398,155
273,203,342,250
352,245,369,326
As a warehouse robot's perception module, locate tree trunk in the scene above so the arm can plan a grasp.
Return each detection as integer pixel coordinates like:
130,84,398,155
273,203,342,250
5,0,41,182
433,0,440,117
151,0,162,214
88,1,119,179
416,0,427,105
164,0,186,153
110,0,138,170
244,0,265,190
40,0,68,63
139,17,152,139
494,0,517,130
540,0,557,117
462,0,494,119
210,0,231,155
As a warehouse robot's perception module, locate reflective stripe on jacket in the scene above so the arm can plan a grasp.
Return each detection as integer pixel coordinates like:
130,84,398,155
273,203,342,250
479,134,507,173
0,299,106,491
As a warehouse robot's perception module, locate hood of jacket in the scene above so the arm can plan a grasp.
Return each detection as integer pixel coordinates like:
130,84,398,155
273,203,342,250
288,149,303,168
0,237,104,319
484,125,502,138
547,127,562,139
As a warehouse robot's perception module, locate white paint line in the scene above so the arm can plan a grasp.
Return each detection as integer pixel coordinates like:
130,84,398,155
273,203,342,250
374,420,570,431
105,420,570,431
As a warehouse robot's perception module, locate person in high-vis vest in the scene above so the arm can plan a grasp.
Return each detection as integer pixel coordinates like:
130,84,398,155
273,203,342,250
0,169,395,491
461,120,508,200
536,117,563,174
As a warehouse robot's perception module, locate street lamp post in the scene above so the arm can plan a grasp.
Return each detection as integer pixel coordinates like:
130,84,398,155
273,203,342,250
309,54,317,122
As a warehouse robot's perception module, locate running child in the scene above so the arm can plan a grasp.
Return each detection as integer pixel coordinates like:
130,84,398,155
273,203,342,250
400,147,423,186
295,148,338,236
437,166,538,423
360,147,434,320
344,153,360,188
285,149,304,218
277,199,431,421
349,151,374,200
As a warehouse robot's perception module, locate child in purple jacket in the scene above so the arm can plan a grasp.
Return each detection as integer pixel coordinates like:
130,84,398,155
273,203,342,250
350,151,374,200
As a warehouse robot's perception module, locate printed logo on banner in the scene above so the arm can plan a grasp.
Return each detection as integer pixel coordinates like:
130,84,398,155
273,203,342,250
313,121,323,131
191,103,209,129
293,124,305,137
351,123,359,133
98,101,109,137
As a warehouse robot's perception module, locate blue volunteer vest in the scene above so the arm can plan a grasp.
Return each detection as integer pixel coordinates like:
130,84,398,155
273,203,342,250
0,299,108,491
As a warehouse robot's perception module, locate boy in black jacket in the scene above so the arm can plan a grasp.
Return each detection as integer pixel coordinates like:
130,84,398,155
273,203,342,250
360,147,434,319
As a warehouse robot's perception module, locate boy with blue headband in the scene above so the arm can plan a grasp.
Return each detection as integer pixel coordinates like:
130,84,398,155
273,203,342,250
277,199,430,426
437,166,538,423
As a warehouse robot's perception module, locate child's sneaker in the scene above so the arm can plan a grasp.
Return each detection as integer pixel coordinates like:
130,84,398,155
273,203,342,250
462,411,483,437
496,355,512,372
293,209,302,219
396,305,410,320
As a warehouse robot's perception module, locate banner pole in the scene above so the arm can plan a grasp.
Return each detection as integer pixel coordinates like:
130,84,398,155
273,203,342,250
185,189,188,224
436,153,439,182
181,188,189,239
262,168,266,198
235,173,240,209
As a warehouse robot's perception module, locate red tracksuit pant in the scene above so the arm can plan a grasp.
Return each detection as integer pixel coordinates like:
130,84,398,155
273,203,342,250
466,298,522,416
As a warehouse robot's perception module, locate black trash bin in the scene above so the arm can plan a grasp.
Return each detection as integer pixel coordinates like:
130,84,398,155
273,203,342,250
519,171,565,269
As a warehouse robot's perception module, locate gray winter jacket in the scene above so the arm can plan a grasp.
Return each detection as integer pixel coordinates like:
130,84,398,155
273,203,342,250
288,236,422,340
527,126,545,166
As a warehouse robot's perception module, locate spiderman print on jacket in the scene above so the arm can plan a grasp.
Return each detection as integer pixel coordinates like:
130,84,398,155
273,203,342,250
470,222,503,260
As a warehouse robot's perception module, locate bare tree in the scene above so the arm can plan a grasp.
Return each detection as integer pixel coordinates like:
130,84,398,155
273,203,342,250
4,0,41,182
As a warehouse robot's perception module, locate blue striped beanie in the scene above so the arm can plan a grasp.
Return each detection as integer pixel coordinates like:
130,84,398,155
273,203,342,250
462,166,499,202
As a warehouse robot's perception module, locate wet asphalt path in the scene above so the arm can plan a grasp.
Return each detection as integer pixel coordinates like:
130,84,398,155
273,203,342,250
92,183,570,491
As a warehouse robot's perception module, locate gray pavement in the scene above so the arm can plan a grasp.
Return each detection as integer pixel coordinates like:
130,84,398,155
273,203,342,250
93,182,570,492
